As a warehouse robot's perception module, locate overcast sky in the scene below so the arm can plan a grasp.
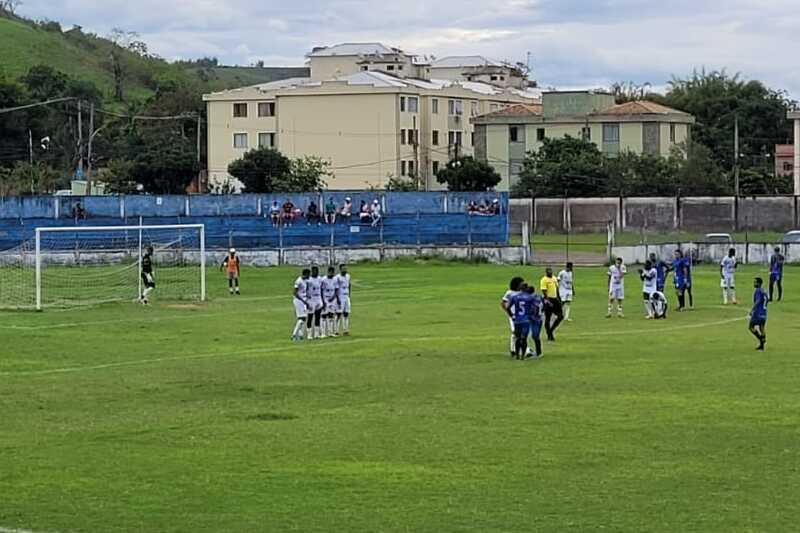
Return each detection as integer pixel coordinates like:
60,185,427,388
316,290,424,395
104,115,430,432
19,0,800,99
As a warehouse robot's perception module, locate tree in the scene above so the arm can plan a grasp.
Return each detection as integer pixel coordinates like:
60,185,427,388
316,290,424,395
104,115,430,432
227,147,292,193
386,176,418,191
0,0,23,14
610,81,658,103
513,136,608,197
125,133,198,194
604,151,679,196
662,70,795,172
436,156,501,191
20,65,68,100
669,141,730,196
273,155,331,192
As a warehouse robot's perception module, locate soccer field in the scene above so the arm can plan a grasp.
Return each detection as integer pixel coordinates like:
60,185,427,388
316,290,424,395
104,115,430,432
1,262,798,533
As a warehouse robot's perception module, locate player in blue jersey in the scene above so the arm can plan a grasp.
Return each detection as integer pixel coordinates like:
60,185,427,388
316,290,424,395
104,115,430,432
649,252,668,293
684,252,694,308
508,284,535,360
525,285,544,359
671,249,689,311
749,277,768,351
769,246,785,302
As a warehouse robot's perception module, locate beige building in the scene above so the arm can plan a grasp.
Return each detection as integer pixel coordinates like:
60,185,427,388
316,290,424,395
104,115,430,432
472,91,695,188
790,110,800,195
204,44,541,191
430,56,529,90
306,42,432,81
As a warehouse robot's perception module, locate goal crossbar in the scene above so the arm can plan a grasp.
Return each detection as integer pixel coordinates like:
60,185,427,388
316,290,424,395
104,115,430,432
34,223,206,310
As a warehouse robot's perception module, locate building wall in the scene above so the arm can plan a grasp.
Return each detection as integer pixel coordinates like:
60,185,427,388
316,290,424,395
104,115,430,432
485,124,511,189
309,56,363,80
276,92,399,189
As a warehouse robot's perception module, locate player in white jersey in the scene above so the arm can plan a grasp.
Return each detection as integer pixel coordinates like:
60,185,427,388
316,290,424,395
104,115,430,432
557,262,575,322
639,260,658,319
335,264,351,335
607,257,627,318
321,266,340,338
306,266,324,339
650,291,668,319
720,248,738,305
292,268,311,341
501,276,525,356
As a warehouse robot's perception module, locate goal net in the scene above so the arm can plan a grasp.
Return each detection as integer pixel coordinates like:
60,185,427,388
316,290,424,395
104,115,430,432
0,224,206,310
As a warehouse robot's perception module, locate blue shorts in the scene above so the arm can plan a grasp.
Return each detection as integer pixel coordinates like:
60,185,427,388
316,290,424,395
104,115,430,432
749,318,766,329
674,279,686,291
530,320,543,339
770,272,782,282
656,282,665,292
514,322,530,339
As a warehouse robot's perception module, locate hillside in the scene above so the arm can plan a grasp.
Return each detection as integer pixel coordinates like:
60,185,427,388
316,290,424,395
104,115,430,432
0,14,307,101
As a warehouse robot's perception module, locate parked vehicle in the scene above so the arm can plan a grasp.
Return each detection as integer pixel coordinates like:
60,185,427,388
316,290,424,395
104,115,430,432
782,230,800,244
704,233,733,244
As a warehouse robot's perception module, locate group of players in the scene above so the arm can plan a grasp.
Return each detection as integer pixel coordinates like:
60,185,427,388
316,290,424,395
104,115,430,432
500,245,787,357
291,264,352,341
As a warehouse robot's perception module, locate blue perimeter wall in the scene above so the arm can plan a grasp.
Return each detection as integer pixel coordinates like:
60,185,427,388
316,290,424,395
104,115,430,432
0,192,509,250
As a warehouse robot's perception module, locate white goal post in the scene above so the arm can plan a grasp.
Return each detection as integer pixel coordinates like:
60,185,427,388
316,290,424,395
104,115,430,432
21,223,206,311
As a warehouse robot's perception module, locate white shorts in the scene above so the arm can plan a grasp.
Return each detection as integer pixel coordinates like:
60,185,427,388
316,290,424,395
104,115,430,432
309,298,323,312
609,286,625,300
339,296,351,314
293,298,308,319
324,298,339,314
559,290,573,302
721,276,735,289
643,289,656,299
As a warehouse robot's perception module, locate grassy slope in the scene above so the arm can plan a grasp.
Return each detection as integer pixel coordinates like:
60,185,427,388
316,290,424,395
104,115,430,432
193,66,310,92
1,262,799,532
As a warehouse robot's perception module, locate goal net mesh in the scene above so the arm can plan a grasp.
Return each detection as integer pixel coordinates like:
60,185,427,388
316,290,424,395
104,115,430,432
0,225,204,310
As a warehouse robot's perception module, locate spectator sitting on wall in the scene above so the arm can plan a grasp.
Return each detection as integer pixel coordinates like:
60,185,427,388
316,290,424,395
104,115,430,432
325,197,337,224
370,199,382,227
467,201,479,215
359,201,371,223
307,201,321,225
282,199,295,225
341,197,353,222
269,201,281,226
72,202,87,220
491,199,500,215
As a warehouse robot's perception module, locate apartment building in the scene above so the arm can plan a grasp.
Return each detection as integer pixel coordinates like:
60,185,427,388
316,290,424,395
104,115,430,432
430,56,529,90
472,91,695,188
204,43,541,191
307,42,432,81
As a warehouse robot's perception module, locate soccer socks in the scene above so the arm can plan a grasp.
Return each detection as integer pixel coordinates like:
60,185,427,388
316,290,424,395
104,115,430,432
509,334,516,355
617,304,624,317
644,302,653,318
533,337,542,357
292,319,305,340
563,303,571,321
343,316,350,334
722,289,728,305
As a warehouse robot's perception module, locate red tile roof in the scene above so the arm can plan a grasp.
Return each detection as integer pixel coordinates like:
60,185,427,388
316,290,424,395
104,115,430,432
775,144,794,157
480,103,542,118
594,100,689,116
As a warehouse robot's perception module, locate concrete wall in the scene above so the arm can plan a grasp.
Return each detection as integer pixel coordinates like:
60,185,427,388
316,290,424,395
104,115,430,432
511,196,800,233
613,242,800,265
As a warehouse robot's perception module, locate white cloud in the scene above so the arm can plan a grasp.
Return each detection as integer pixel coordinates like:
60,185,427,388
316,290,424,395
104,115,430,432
17,0,800,98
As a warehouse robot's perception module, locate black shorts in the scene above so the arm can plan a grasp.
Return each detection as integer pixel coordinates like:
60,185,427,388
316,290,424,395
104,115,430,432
141,272,155,288
749,318,766,329
546,298,562,314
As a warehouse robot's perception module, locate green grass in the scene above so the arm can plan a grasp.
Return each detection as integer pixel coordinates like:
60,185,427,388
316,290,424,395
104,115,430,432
1,263,799,532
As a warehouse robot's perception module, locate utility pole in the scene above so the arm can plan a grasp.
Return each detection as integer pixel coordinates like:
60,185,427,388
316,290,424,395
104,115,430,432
86,103,95,194
196,114,202,192
28,129,34,195
77,100,83,178
734,115,740,196
412,114,419,190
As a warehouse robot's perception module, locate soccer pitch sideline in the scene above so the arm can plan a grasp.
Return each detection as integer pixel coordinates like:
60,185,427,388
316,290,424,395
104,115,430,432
1,262,798,533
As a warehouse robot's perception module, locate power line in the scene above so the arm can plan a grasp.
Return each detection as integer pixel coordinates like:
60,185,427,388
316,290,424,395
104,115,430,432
0,97,77,115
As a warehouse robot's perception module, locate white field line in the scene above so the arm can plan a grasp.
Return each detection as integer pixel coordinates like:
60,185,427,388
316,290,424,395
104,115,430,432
0,527,60,533
0,316,747,379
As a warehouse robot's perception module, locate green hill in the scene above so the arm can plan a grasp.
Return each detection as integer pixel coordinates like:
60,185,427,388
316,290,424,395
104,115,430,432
0,14,308,101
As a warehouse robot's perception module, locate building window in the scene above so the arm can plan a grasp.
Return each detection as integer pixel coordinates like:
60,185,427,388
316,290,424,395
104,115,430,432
470,131,475,146
500,76,505,81
257,102,275,117
361,66,368,71
408,97,419,113
401,161,407,176
408,160,415,176
400,96,406,112
400,129,406,145
233,133,248,149
432,161,440,174
602,124,620,142
258,132,275,148
432,130,440,146
398,65,404,71
509,126,519,143
537,128,545,141
387,65,395,71
670,123,676,143
432,98,439,114
581,126,591,141
233,103,248,118
448,131,462,146
784,162,793,172
448,99,463,116
490,75,498,81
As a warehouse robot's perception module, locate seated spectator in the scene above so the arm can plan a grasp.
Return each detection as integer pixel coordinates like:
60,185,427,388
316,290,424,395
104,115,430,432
358,200,371,223
282,199,295,225
269,201,281,226
340,197,353,222
467,201,479,215
370,199,382,227
293,207,304,220
306,201,321,225
324,197,337,224
490,199,500,215
72,202,87,220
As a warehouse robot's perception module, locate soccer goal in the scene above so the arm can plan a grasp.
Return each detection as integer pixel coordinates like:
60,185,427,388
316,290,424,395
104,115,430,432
0,223,205,311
